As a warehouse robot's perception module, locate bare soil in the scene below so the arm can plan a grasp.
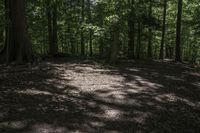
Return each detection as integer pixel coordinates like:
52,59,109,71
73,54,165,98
0,59,200,133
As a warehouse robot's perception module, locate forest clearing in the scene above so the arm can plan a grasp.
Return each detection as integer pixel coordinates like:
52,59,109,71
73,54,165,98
0,0,200,132
0,59,200,132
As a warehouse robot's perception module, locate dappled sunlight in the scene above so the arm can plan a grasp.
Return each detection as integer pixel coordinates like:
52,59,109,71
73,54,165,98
29,123,68,133
0,121,27,130
0,60,199,132
18,88,53,96
164,75,184,81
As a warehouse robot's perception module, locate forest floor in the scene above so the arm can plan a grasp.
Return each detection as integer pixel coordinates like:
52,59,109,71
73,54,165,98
0,58,200,133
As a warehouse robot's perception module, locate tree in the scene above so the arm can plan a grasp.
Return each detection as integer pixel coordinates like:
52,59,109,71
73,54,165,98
175,0,183,62
81,0,85,56
0,0,199,64
160,0,167,59
46,0,58,56
147,0,153,59
128,0,136,59
1,0,33,63
86,0,93,56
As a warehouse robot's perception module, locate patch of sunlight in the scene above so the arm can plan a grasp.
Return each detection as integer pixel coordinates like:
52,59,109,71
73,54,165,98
18,88,53,96
155,93,177,103
164,75,184,81
87,101,97,108
98,106,122,120
193,82,200,87
89,121,105,127
125,88,141,93
134,75,163,89
94,91,141,107
128,68,140,72
0,121,27,129
177,97,200,108
104,109,121,119
31,123,67,133
96,90,126,99
155,93,200,108
113,94,125,99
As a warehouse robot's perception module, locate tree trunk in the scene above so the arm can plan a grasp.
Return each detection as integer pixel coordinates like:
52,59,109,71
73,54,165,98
98,9,104,58
160,0,167,59
110,25,119,64
4,0,33,63
87,0,93,56
147,0,153,59
81,0,85,56
128,0,135,59
0,28,3,50
46,0,53,55
89,30,93,56
175,0,183,62
0,0,8,62
47,0,58,56
136,21,141,59
52,1,58,55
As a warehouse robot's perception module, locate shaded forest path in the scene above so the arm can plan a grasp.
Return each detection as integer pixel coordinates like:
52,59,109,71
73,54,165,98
0,59,200,133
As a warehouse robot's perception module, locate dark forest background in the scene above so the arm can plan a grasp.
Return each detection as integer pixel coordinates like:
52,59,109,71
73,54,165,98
0,0,200,64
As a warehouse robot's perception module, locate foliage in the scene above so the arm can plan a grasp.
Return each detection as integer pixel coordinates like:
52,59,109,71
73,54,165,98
0,0,200,64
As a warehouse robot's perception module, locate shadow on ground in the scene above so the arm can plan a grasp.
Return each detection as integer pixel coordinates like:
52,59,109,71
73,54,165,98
0,59,200,133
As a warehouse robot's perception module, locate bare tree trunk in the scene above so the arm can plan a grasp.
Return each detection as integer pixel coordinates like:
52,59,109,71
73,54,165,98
52,1,58,55
147,0,153,59
160,0,167,59
128,0,135,59
175,0,183,62
4,0,33,63
0,0,7,62
110,25,119,64
46,0,58,56
81,0,85,56
136,21,141,59
46,0,53,55
98,10,104,58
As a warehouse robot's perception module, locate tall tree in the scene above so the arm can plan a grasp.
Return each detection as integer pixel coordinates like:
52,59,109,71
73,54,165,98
175,0,183,62
160,0,167,59
2,0,33,63
87,0,93,56
46,0,58,56
128,0,135,59
136,21,141,59
46,0,53,55
52,0,58,55
110,23,120,63
81,0,85,56
147,0,153,59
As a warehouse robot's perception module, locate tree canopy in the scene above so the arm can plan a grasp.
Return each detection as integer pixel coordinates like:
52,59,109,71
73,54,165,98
0,0,199,64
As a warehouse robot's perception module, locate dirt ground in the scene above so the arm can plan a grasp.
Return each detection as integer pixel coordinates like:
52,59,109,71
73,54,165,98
0,59,200,133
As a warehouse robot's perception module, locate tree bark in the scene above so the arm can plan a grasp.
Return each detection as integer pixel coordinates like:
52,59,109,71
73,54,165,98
0,0,8,62
81,0,85,56
136,21,141,59
46,0,58,56
175,0,183,62
147,0,153,59
46,0,53,55
128,0,135,59
4,0,33,63
160,0,167,59
52,1,58,55
110,25,120,64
